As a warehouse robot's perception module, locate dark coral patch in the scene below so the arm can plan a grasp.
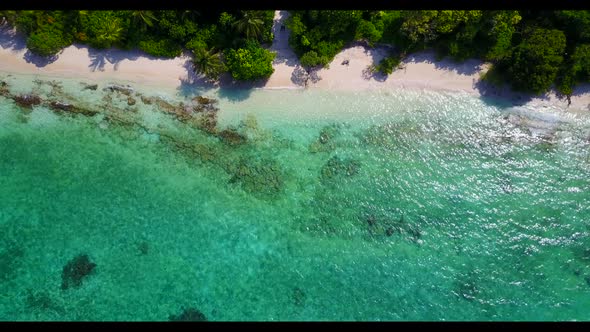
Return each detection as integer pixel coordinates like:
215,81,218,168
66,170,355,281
61,254,97,290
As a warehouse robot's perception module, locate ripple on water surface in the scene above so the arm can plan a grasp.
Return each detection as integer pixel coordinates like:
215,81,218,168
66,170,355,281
0,75,590,320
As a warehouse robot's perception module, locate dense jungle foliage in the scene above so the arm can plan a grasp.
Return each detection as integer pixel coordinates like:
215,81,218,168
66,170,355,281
1,10,589,94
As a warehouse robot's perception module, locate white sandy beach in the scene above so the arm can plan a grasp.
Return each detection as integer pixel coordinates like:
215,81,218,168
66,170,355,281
1,11,590,114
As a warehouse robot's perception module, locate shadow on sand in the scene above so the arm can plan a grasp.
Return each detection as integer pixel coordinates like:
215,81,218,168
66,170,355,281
177,58,270,102
87,46,165,72
217,76,270,102
1,25,60,67
177,58,218,97
356,44,390,82
472,79,537,108
0,24,26,52
23,50,60,67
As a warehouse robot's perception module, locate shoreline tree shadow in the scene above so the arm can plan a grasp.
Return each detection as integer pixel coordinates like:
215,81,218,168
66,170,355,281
178,57,270,102
357,45,390,82
291,65,321,87
23,50,60,67
0,24,26,52
87,45,153,72
401,51,483,76
217,74,270,102
0,24,61,67
473,79,537,108
177,57,218,97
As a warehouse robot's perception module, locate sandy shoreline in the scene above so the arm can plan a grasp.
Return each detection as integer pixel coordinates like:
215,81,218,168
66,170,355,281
1,14,590,115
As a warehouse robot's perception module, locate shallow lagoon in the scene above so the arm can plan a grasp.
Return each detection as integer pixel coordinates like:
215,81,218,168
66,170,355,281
1,73,590,321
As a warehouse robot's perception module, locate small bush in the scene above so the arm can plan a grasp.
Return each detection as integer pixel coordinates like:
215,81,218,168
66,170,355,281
300,50,329,68
225,40,275,81
375,54,402,75
138,38,182,58
26,27,71,57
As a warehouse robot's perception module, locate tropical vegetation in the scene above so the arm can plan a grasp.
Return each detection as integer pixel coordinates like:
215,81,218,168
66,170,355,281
1,10,590,94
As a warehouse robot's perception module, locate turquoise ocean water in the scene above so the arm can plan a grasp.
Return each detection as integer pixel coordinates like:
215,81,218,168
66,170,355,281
1,72,590,321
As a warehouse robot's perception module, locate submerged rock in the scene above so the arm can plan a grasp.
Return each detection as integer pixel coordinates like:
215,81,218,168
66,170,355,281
81,83,98,91
0,81,9,97
140,95,154,105
197,111,219,133
24,290,64,314
292,287,306,307
218,127,247,146
61,254,96,290
193,96,217,105
137,242,149,256
227,157,285,196
104,84,134,96
361,212,422,241
48,101,73,112
169,307,207,321
309,125,340,153
48,101,100,117
127,96,136,106
361,121,421,149
320,155,361,181
319,125,339,144
192,96,219,114
13,94,42,108
0,244,25,282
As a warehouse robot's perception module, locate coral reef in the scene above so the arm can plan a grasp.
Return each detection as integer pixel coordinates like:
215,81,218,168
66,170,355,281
360,121,422,150
0,244,24,282
169,307,208,321
80,82,98,91
309,124,340,153
320,155,361,181
218,127,247,146
103,84,134,96
13,94,42,109
227,157,285,196
24,290,65,315
292,287,306,307
0,81,9,97
61,254,96,290
360,212,422,242
137,242,149,256
48,101,100,117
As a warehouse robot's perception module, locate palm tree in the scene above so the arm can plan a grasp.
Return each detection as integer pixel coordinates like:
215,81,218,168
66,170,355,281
233,11,265,40
0,10,18,26
193,48,225,80
179,10,200,23
131,10,157,30
96,17,124,48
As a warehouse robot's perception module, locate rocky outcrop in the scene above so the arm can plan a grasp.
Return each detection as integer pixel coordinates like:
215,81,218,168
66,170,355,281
13,94,42,108
103,84,134,96
81,83,98,91
309,124,340,153
320,155,360,181
361,212,422,242
48,101,100,116
218,127,247,146
0,81,9,97
227,157,285,196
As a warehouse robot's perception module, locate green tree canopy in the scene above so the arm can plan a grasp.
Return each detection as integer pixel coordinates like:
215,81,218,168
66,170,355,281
505,28,566,93
193,48,226,80
225,40,275,80
233,11,265,40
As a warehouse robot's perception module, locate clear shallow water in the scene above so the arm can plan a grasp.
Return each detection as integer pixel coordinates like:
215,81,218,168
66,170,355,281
1,73,590,321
